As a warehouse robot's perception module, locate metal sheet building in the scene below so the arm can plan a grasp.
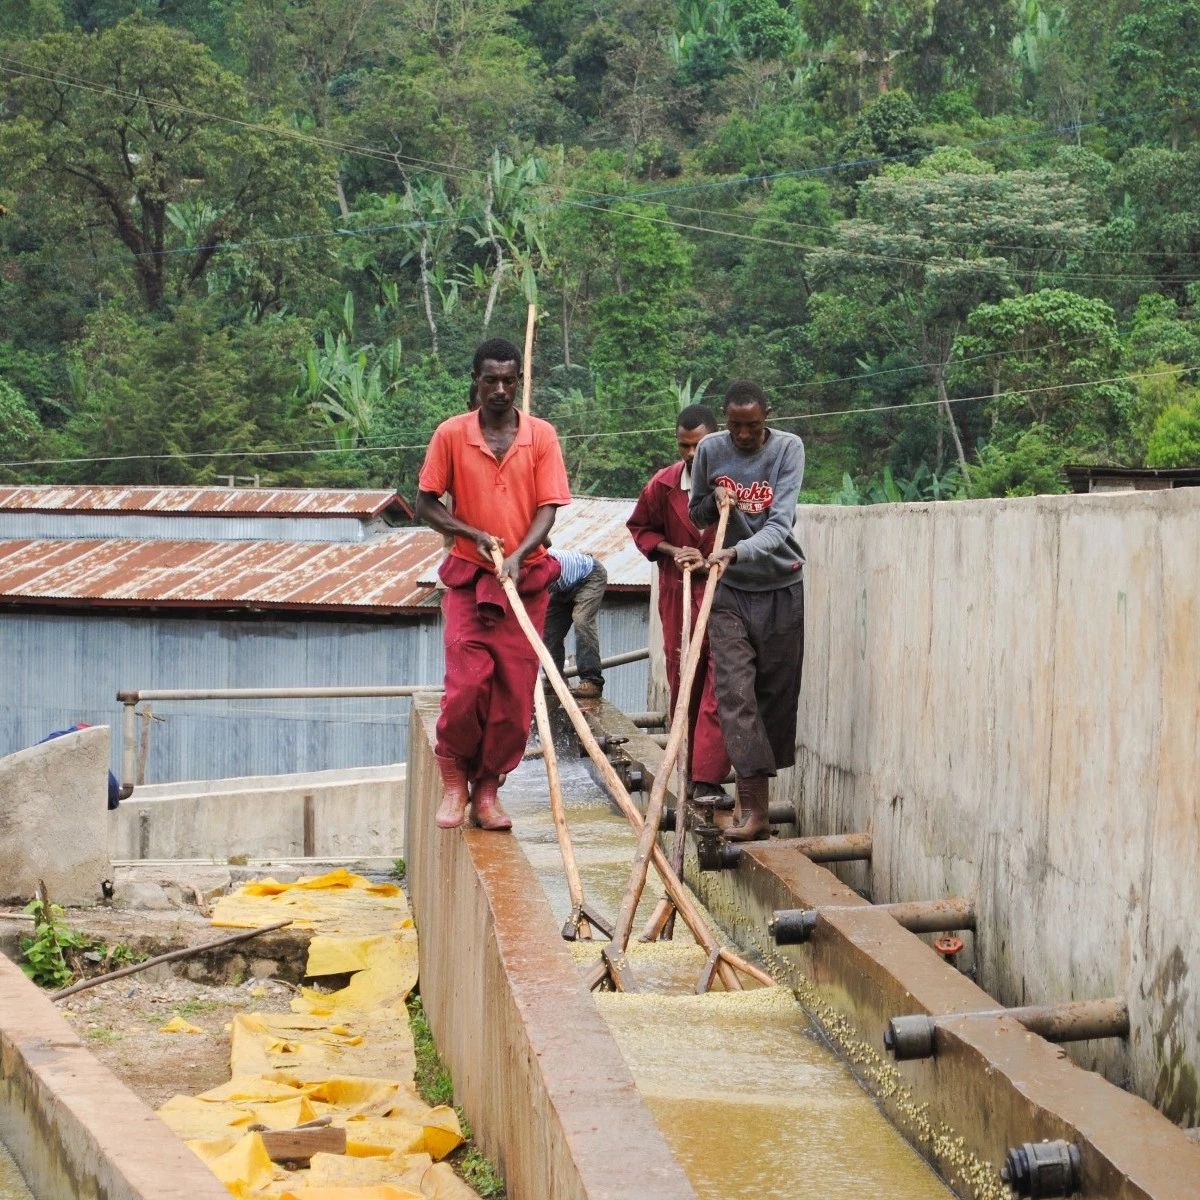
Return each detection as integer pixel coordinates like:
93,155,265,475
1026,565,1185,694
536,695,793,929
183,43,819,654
0,487,650,783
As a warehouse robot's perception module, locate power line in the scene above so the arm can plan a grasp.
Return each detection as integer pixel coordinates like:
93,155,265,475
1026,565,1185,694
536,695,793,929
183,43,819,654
5,47,1200,271
3,364,1189,471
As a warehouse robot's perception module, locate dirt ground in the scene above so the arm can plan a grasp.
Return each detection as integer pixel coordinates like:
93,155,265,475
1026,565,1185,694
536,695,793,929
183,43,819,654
1,893,316,1112
56,972,299,1110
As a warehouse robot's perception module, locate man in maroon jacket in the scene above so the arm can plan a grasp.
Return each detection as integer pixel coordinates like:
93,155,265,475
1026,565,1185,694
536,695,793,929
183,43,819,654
627,405,731,799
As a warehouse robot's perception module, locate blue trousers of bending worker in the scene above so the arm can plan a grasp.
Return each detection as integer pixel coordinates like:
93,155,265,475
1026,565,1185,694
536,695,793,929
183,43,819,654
544,551,607,699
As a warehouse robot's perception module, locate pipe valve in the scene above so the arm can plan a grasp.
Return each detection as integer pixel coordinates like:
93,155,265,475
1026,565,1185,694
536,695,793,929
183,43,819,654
1000,1140,1081,1198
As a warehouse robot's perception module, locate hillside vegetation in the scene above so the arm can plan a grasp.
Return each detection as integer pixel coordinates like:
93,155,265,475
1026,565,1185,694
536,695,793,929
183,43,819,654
2,0,1199,499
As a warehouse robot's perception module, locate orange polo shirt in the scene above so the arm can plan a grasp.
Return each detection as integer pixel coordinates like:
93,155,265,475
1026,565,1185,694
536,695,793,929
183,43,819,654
418,410,572,568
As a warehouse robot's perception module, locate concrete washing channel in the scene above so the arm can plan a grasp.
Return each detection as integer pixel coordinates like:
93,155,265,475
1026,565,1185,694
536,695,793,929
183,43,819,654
407,694,1200,1200
3,695,1198,1199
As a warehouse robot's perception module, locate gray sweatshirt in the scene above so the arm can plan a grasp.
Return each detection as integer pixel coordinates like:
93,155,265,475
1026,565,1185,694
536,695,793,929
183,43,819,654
689,428,805,591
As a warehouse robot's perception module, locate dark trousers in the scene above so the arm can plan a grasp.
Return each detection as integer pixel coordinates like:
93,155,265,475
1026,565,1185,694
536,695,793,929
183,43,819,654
708,577,804,778
544,563,607,686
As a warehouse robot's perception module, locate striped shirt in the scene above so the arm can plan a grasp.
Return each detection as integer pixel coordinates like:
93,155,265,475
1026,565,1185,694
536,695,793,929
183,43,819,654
549,548,598,593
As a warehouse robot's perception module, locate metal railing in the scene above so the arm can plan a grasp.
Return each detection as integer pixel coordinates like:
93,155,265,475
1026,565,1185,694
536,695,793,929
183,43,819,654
115,647,649,798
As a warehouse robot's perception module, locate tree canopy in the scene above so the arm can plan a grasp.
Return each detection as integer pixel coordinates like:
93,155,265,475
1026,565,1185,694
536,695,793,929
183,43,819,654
1,0,1199,498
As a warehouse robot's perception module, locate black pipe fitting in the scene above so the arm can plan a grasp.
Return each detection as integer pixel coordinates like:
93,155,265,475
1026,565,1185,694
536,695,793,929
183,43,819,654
769,908,819,944
694,823,726,871
883,1014,937,1060
1000,1141,1081,1198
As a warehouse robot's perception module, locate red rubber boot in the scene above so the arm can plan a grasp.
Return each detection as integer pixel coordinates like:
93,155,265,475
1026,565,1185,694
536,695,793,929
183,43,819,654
434,753,470,829
470,774,513,832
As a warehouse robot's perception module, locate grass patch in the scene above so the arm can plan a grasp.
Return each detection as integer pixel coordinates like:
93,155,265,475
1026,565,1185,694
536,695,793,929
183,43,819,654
406,993,506,1199
175,998,223,1017
407,994,453,1107
84,1026,122,1044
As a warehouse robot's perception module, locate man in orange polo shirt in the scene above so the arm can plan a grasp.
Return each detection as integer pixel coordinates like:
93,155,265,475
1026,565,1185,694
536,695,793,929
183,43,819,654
414,337,572,831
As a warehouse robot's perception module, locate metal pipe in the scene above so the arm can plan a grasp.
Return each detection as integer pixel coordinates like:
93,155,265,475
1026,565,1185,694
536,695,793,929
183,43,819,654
119,700,137,800
771,897,976,945
628,712,667,728
660,800,795,834
117,685,441,702
884,998,1129,1061
699,833,873,870
114,649,651,703
564,647,650,677
1000,1141,1081,1198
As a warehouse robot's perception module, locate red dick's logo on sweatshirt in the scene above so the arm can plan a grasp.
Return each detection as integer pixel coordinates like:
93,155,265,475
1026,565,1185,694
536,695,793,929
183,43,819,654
715,475,774,514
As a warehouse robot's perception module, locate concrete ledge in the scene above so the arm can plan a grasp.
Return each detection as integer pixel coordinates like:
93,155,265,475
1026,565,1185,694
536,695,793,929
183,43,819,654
113,763,406,860
405,696,695,1200
0,727,110,906
0,953,227,1200
693,843,1200,1200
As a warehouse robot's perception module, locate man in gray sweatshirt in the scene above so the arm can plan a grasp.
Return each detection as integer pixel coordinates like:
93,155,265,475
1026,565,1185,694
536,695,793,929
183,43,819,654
689,379,805,841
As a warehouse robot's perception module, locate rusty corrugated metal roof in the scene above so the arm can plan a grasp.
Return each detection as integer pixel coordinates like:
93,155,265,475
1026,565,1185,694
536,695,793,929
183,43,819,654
0,485,411,520
415,496,649,591
0,529,446,614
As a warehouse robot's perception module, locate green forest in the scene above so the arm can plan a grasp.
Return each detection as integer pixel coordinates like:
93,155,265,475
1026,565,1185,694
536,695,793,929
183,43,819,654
2,0,1200,500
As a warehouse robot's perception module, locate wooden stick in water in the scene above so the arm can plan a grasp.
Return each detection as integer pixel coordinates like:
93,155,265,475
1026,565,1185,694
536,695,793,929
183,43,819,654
605,513,728,969
485,542,753,992
662,561,695,941
534,675,592,940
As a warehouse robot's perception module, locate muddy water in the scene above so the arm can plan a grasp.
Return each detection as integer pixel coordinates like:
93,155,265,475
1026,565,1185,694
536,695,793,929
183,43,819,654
504,755,952,1199
0,1142,34,1200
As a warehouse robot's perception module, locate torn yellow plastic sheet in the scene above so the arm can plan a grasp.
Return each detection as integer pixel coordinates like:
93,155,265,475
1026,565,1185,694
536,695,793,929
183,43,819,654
230,1013,416,1083
292,939,418,1016
278,1187,424,1200
162,870,480,1199
160,1015,206,1034
188,1132,278,1196
211,870,412,934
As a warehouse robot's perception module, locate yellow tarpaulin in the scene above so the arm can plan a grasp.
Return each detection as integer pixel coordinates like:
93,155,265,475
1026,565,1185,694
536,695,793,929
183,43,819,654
160,1015,206,1034
159,870,480,1200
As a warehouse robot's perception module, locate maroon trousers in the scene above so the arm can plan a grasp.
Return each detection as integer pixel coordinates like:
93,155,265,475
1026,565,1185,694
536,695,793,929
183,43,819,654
659,576,731,788
435,557,555,780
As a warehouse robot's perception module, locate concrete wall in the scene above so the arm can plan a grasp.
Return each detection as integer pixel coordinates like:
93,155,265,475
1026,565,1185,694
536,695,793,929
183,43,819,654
773,488,1200,1123
643,489,1199,1120
0,953,228,1200
0,727,110,906
111,763,406,861
405,697,695,1200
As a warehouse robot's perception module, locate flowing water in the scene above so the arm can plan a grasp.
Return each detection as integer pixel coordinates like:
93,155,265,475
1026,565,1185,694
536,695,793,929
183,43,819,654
0,1142,34,1200
503,751,953,1199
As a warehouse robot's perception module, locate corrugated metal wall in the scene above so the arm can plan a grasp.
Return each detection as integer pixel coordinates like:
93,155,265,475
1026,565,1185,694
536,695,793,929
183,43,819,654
1,600,649,784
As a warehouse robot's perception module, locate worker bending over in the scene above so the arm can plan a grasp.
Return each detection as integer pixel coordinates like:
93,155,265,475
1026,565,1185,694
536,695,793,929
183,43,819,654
627,404,731,798
689,381,805,841
545,548,608,700
415,337,571,831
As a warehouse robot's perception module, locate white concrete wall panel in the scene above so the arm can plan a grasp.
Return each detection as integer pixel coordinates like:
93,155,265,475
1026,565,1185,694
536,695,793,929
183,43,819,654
0,726,111,905
772,489,1200,1122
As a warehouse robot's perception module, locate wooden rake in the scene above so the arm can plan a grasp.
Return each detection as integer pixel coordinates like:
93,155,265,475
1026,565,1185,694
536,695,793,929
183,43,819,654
533,675,613,942
488,525,772,995
640,561,694,943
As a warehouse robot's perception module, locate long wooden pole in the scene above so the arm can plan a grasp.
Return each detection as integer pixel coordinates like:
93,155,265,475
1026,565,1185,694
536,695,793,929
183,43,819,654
662,563,694,940
52,920,292,1001
486,544,759,992
605,517,727,969
534,676,591,940
521,302,536,415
